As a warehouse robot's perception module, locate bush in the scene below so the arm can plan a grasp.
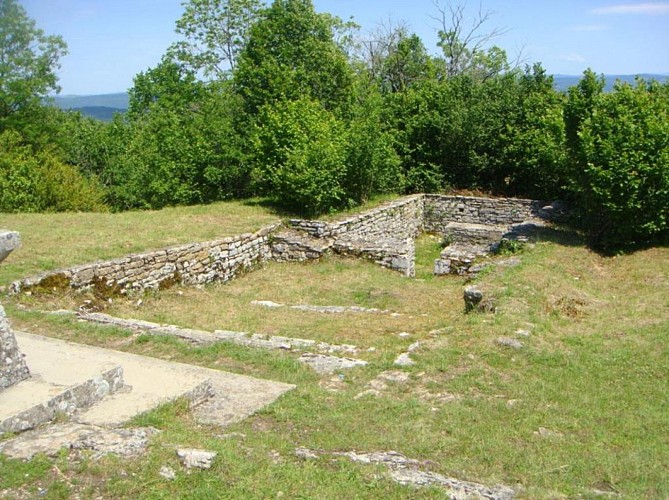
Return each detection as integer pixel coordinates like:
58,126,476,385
0,130,107,213
251,98,348,216
572,79,669,250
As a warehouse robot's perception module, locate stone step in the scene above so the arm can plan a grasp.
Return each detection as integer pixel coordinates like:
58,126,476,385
0,365,123,433
10,331,294,429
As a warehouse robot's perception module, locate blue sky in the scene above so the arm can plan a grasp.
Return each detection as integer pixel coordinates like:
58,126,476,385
19,0,669,95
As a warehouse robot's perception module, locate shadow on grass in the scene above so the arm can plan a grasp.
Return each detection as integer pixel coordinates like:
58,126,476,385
240,198,304,219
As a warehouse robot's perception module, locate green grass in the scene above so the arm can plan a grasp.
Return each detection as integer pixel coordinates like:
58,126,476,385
2,206,668,498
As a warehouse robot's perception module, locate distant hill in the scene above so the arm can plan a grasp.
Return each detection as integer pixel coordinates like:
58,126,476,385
553,74,668,92
69,106,124,121
52,92,129,110
47,75,669,121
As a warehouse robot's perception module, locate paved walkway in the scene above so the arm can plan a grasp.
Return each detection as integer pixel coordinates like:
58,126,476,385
1,331,294,429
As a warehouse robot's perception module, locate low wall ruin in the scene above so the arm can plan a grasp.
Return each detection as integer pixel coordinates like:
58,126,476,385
8,194,561,295
1,231,30,393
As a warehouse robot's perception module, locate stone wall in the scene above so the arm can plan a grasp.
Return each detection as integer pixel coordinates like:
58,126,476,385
9,194,563,295
287,195,423,277
12,225,278,295
0,304,31,392
423,194,552,233
1,230,30,393
289,195,424,240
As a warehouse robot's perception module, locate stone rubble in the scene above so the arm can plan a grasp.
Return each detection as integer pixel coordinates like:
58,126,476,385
295,448,515,499
298,353,368,374
0,423,159,460
72,311,358,354
251,300,400,316
176,448,217,469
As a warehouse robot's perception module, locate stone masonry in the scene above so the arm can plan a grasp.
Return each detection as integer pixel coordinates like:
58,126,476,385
9,195,563,295
1,230,30,392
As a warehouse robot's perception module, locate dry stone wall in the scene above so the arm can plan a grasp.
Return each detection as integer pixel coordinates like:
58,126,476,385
8,194,563,296
12,225,278,296
423,194,551,232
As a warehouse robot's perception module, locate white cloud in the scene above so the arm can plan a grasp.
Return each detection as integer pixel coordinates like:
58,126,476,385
560,53,586,62
592,3,669,15
569,24,608,31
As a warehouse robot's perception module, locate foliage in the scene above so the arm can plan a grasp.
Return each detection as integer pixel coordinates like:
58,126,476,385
235,0,353,115
344,82,403,203
0,130,107,212
170,0,264,78
104,83,248,211
251,98,348,216
569,78,669,250
0,0,67,126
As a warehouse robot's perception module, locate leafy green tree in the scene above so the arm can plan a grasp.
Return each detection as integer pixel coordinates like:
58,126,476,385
128,57,205,118
251,98,348,215
235,0,353,115
0,129,107,212
344,80,403,202
170,0,263,78
571,79,669,250
0,0,67,127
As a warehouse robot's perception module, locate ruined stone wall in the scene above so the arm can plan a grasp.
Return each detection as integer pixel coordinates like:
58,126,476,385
9,194,562,294
12,225,278,295
423,194,549,233
287,196,423,277
289,195,424,240
1,304,30,392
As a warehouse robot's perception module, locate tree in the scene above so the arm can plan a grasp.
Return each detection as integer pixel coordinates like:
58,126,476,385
251,97,348,215
169,0,263,79
432,1,514,80
570,79,669,250
0,0,67,126
234,0,353,115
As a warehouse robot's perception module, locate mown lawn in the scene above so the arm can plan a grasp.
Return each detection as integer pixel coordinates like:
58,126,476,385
1,202,668,498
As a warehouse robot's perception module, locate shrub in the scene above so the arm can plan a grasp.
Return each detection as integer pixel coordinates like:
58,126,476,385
251,98,348,216
0,130,107,213
572,79,669,250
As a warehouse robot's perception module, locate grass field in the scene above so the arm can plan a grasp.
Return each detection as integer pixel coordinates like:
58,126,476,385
1,201,668,498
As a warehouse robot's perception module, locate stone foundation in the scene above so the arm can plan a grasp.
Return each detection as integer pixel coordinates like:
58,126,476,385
9,195,564,295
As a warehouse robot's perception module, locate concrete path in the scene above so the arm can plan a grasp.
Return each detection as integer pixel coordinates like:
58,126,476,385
3,331,294,428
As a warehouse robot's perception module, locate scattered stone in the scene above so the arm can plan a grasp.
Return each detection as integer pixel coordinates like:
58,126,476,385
159,465,176,481
330,449,515,499
298,353,367,374
218,432,246,440
515,329,531,338
353,389,383,399
0,230,21,264
397,332,411,338
251,300,399,316
295,447,320,460
389,468,515,499
463,286,481,309
251,300,284,308
0,423,159,460
496,337,524,350
407,341,421,352
73,311,358,354
394,353,416,367
176,448,217,470
533,427,564,439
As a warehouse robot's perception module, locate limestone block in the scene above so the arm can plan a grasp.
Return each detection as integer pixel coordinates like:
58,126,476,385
0,303,31,392
0,230,20,264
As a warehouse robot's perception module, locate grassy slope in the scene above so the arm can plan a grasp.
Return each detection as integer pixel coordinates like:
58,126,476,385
1,203,668,498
